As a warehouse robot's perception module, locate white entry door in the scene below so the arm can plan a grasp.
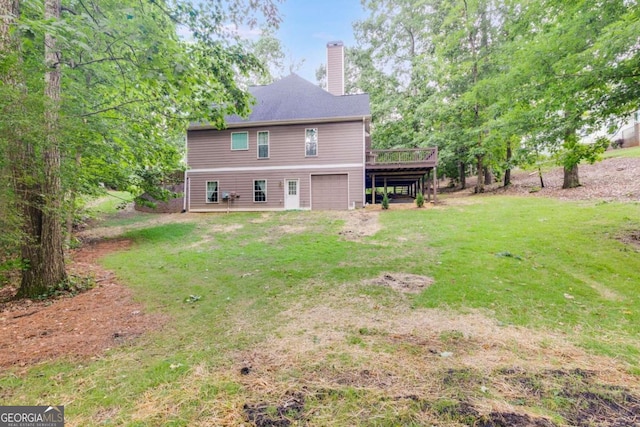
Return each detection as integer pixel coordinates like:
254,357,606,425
284,179,300,210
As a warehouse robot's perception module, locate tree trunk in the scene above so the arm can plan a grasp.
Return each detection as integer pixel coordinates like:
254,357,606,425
0,0,16,44
18,0,67,297
65,152,82,247
504,140,512,187
484,167,493,185
475,156,484,193
538,166,545,188
458,161,466,189
0,0,43,296
563,164,580,189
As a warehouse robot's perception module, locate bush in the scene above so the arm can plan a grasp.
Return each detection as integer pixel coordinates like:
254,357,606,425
416,192,425,208
381,192,389,210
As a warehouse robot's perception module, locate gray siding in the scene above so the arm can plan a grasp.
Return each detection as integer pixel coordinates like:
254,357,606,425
187,121,363,170
187,167,363,212
186,120,365,211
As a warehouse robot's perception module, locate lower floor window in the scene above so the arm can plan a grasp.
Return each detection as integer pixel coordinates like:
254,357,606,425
206,181,218,203
254,179,267,202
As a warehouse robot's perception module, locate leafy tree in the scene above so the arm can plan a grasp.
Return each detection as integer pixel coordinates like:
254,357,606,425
353,0,509,191
0,0,280,297
352,0,640,191
352,0,441,149
496,0,637,188
242,28,287,86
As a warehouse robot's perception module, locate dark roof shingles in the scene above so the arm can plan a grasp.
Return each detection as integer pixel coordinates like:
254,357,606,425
226,73,370,124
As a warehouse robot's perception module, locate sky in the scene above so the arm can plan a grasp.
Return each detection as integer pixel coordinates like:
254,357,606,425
273,0,367,83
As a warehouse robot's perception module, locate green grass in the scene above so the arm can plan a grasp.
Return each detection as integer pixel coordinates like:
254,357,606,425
83,191,159,228
2,197,640,425
405,198,640,342
602,145,640,159
84,191,133,215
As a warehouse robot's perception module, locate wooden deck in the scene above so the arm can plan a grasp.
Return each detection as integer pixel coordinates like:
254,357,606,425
366,148,437,170
365,147,438,204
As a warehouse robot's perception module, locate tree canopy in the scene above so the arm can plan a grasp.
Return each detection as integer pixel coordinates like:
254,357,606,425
352,0,640,189
0,0,280,296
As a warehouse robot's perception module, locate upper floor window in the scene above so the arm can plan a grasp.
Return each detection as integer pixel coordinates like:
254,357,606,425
305,128,317,157
254,180,267,202
206,181,219,203
257,131,269,159
231,132,248,150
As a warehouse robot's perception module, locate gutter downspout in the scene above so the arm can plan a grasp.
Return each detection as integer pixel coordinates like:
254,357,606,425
183,133,188,213
362,116,366,208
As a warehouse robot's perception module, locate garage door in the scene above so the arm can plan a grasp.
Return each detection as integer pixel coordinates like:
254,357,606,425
311,174,348,210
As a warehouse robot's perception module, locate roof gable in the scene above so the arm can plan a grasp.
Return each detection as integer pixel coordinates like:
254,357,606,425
223,74,370,127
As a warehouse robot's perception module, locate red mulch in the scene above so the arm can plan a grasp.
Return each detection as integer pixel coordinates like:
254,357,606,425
0,240,164,369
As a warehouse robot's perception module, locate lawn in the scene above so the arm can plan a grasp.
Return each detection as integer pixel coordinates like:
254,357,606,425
2,196,640,426
602,145,640,159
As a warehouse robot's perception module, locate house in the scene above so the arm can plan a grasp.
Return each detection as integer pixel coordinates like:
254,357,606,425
611,111,640,149
184,42,438,212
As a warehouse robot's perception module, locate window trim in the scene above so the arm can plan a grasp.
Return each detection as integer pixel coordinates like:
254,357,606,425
305,128,318,157
230,131,249,151
257,131,269,159
253,179,267,203
205,180,219,204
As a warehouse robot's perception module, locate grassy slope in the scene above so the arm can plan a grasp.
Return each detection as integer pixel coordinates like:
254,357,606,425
407,198,640,356
84,191,133,215
2,197,639,425
602,145,640,159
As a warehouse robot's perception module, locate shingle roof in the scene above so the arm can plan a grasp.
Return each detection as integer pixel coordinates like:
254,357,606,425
224,73,370,125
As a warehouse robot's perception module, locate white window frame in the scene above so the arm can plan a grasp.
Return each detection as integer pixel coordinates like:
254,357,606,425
231,131,249,151
305,128,318,157
257,131,269,159
253,179,267,203
205,181,219,203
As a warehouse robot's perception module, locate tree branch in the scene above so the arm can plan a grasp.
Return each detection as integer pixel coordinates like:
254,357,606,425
67,56,128,68
79,99,144,117
61,6,77,15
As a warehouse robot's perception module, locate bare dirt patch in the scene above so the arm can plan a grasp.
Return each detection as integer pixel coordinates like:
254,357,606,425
335,209,381,240
77,210,199,241
232,285,640,426
367,272,435,294
449,157,640,203
243,392,305,427
619,230,640,250
0,239,163,369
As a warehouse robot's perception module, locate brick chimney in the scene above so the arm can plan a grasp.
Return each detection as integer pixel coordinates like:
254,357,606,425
326,41,344,96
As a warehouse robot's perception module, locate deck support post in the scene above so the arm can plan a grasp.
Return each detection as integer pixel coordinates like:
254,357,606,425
426,171,431,202
433,167,437,203
371,174,376,205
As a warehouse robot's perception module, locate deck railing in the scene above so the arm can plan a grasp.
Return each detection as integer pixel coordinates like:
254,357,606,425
366,148,437,165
